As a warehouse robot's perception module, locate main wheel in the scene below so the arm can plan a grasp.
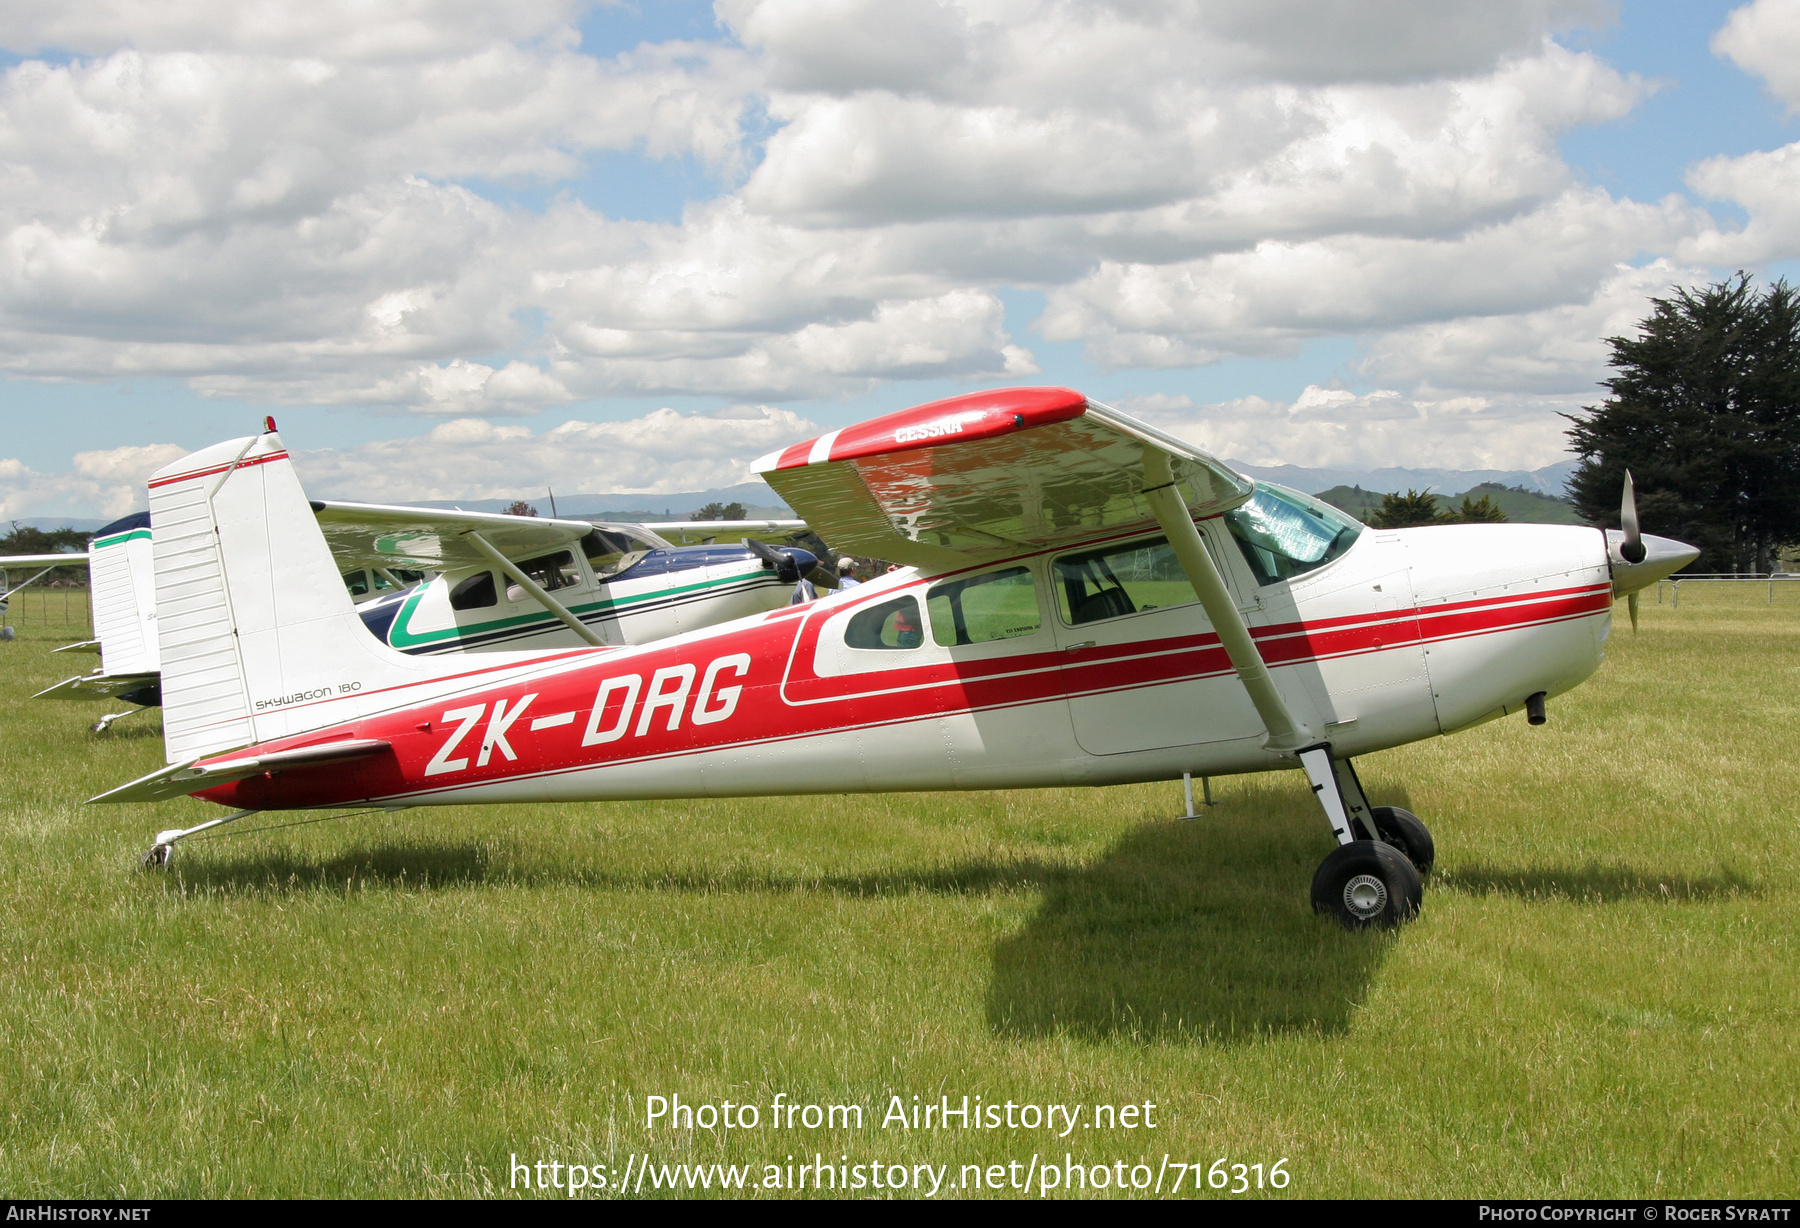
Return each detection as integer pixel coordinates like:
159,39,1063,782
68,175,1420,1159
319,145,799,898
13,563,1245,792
1369,806,1434,877
1311,840,1422,929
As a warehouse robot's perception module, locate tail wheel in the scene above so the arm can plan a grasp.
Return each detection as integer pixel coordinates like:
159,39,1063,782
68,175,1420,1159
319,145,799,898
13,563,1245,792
1370,805,1434,877
1311,840,1423,929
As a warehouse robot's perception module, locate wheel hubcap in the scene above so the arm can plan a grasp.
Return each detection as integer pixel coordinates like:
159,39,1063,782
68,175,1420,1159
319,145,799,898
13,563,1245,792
1343,873,1388,919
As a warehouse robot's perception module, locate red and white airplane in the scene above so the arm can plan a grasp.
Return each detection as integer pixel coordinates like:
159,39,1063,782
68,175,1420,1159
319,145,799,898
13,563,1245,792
95,387,1696,927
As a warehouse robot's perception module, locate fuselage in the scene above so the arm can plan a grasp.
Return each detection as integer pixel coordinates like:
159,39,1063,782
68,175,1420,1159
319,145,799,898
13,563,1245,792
201,513,1616,811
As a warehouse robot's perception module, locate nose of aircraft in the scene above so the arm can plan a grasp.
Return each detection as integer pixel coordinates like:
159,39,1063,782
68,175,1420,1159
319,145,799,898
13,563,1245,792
1606,530,1700,596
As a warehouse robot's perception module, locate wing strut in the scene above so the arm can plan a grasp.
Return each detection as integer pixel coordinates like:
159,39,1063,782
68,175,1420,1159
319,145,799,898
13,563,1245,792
1140,447,1313,754
463,531,606,648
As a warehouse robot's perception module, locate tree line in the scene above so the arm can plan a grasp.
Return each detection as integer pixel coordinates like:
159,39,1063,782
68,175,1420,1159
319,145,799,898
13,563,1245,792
1362,489,1510,529
1566,273,1800,574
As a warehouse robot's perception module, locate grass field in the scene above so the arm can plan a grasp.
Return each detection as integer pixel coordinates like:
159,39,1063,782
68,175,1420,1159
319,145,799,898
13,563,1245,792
1,582,1796,1199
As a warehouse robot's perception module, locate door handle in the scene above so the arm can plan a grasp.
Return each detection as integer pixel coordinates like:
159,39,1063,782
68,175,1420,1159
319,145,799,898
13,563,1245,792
1065,640,1097,652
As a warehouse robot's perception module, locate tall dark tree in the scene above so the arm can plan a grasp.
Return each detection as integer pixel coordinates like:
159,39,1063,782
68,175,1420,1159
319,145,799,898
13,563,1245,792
1565,274,1800,573
1367,489,1443,528
1,522,88,584
691,501,746,521
1451,493,1507,524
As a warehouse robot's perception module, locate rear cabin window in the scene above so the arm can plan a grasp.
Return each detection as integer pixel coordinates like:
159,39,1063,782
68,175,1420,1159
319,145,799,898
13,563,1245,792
450,571,497,610
342,569,370,597
926,567,1041,646
1052,537,1196,626
506,550,581,601
844,595,924,649
1224,484,1361,585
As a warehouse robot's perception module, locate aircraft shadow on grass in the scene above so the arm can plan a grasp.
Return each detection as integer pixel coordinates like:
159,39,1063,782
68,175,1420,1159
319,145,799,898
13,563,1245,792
170,806,1388,1045
1437,863,1755,904
982,817,1390,1044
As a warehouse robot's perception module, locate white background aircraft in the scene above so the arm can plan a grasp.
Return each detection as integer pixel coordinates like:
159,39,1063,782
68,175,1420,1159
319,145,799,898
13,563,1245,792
24,494,829,731
318,501,829,656
96,388,1696,928
8,513,162,730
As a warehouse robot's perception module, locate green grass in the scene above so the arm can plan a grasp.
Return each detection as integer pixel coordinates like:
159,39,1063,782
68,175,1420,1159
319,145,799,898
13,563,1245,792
1,585,1796,1198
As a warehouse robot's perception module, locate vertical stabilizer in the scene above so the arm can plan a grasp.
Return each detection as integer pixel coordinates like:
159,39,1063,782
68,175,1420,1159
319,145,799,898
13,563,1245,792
149,431,490,763
89,514,158,677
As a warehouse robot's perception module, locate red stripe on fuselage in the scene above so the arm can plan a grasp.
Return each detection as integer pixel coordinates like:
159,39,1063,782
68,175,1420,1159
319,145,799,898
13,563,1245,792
197,578,1611,810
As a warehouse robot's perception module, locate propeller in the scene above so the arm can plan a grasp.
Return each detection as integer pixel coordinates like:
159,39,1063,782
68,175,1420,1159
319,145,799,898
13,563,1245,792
1619,471,1646,564
743,537,798,583
744,539,835,588
1621,471,1644,633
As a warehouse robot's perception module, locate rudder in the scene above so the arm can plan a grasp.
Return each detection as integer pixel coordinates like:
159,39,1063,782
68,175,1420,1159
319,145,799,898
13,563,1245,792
149,430,474,763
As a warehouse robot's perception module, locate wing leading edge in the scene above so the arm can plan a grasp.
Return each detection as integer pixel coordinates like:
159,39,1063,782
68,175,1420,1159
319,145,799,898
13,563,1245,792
310,500,634,570
751,387,1253,568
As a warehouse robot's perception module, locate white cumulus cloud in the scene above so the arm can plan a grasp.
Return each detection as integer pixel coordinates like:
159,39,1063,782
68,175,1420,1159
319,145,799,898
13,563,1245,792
3,0,1796,495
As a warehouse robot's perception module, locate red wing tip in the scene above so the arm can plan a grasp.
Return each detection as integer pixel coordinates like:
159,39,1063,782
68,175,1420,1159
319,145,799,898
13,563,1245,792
765,386,1088,471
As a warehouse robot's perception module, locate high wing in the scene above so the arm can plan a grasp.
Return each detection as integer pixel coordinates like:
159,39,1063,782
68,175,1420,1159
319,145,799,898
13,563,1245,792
0,553,89,568
755,386,1314,758
310,500,652,570
752,386,1253,570
638,519,808,547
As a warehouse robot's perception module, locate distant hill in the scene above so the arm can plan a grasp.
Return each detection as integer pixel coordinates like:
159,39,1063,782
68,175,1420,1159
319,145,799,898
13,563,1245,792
1314,482,1586,525
1313,485,1386,518
1235,457,1579,498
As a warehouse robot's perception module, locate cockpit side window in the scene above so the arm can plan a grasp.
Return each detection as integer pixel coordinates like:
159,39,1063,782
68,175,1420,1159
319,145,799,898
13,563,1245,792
1052,536,1196,626
844,595,924,649
1224,484,1361,585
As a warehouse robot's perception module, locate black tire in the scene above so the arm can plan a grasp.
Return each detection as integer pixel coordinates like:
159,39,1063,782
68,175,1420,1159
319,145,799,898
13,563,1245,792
1370,805,1434,877
1311,840,1423,929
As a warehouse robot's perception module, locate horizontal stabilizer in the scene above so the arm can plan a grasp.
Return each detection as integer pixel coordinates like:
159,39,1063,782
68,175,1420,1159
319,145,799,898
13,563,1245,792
34,671,158,701
89,738,392,804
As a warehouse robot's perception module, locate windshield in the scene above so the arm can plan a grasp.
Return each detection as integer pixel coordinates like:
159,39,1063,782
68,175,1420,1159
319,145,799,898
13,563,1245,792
1224,484,1361,585
582,528,659,579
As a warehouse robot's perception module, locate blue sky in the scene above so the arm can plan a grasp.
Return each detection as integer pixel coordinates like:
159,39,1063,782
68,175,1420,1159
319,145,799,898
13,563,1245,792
4,0,1800,513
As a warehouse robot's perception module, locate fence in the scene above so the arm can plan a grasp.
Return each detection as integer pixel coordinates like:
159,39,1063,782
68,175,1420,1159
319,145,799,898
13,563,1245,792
1656,574,1800,608
0,574,93,634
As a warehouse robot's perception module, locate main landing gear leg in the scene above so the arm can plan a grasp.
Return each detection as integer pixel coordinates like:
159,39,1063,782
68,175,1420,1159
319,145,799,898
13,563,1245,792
1297,744,1427,929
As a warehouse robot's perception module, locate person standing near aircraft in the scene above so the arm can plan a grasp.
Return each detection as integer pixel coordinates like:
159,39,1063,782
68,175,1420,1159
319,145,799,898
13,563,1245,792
836,556,861,589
